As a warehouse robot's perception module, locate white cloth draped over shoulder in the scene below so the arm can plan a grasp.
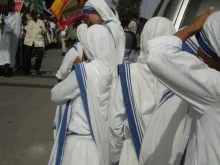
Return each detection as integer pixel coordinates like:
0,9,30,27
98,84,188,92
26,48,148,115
49,24,117,165
84,0,125,64
53,24,87,140
109,17,188,165
146,11,220,165
138,17,190,165
0,13,15,66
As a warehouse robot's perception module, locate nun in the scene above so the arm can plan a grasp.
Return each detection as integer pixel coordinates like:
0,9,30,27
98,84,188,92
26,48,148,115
83,0,125,64
109,17,189,165
56,23,87,81
53,23,88,140
48,22,118,165
146,8,220,165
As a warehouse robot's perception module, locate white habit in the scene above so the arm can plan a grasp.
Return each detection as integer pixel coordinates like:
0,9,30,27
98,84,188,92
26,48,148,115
146,11,220,165
49,24,118,165
84,0,125,64
110,17,189,165
53,24,87,139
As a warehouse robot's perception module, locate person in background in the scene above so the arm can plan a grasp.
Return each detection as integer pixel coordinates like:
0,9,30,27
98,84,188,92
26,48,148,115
23,10,45,75
60,26,67,56
121,18,137,63
8,0,21,76
66,20,81,40
0,2,15,77
49,18,56,43
128,20,137,35
52,24,87,140
56,24,87,81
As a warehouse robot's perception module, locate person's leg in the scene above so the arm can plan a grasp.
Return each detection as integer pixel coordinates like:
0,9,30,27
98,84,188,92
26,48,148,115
0,66,3,76
22,45,33,75
3,63,10,77
34,47,44,75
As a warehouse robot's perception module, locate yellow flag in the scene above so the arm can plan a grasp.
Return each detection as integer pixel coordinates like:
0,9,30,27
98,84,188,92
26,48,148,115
50,0,86,28
50,0,69,20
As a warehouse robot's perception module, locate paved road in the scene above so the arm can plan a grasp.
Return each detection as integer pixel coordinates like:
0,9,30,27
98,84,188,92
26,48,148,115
0,48,63,165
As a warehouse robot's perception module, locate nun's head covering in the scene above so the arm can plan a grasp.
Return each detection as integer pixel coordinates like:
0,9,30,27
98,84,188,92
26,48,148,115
82,24,118,70
138,17,176,62
77,23,88,43
83,0,119,24
196,11,220,58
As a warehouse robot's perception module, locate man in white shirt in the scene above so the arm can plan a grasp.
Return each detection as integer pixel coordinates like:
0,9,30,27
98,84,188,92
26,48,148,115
23,10,45,75
145,8,220,165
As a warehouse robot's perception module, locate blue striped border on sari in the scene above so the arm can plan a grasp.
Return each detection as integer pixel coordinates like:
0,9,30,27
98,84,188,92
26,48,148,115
74,63,95,141
55,100,71,165
119,64,144,158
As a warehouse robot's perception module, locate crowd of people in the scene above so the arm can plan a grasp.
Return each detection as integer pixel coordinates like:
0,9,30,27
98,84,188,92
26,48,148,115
0,0,145,77
48,0,220,165
0,1,65,77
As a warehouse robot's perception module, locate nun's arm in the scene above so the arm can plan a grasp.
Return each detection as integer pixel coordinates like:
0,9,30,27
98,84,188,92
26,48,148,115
56,48,77,80
109,79,126,164
52,71,80,105
147,36,220,114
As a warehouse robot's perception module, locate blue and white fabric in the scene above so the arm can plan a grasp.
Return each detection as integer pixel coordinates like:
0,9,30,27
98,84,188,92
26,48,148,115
182,36,199,56
196,29,219,58
119,64,144,157
195,11,220,58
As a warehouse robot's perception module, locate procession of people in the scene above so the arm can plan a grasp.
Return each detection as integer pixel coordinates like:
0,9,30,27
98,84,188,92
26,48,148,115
1,0,220,165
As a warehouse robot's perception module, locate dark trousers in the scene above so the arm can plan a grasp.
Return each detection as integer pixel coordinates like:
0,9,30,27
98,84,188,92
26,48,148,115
23,44,43,73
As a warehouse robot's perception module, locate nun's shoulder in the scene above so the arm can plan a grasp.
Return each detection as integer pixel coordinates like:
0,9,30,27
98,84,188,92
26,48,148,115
88,24,108,33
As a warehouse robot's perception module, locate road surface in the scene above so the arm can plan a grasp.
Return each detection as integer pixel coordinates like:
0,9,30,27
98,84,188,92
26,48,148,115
0,48,63,165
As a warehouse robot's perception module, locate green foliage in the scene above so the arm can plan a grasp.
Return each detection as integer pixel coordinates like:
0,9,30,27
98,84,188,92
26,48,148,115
117,0,141,20
45,0,55,9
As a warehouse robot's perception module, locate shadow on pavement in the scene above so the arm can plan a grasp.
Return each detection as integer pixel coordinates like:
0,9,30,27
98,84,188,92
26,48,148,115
0,83,54,89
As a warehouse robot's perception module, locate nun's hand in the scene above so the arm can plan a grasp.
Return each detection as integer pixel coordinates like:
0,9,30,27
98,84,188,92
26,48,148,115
73,57,84,64
175,7,214,42
190,7,214,32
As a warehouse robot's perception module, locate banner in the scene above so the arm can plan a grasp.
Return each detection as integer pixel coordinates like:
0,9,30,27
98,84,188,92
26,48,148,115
50,0,87,27
24,0,31,7
14,0,24,13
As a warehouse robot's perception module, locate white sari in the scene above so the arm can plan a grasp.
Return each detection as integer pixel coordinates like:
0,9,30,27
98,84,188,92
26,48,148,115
53,24,87,139
49,24,118,165
109,17,189,165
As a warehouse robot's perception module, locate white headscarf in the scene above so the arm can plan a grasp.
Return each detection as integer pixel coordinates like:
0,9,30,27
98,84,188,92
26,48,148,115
138,17,176,63
83,24,118,71
196,11,220,58
80,24,118,165
84,0,125,64
76,23,88,43
84,0,119,24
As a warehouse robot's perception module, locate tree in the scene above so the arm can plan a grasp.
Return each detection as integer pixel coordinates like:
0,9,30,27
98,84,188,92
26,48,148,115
45,0,55,9
117,0,141,20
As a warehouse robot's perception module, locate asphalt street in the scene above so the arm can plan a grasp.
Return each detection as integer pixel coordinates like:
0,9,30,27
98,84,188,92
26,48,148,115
0,48,64,165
